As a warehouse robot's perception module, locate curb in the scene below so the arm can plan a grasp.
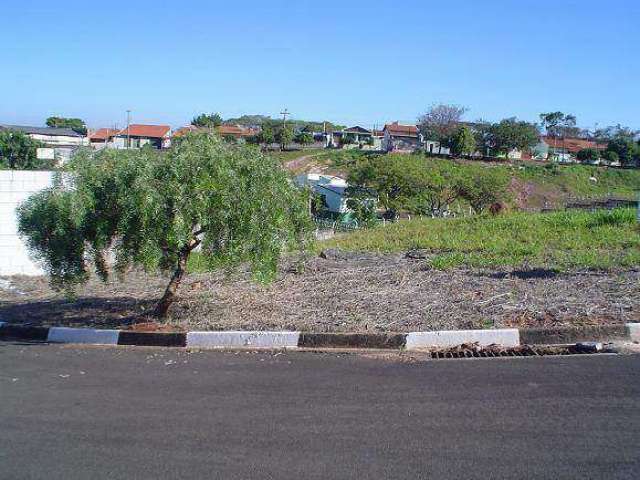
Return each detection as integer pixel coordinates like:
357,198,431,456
0,323,638,350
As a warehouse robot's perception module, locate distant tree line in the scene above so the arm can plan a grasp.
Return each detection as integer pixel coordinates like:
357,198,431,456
418,104,640,166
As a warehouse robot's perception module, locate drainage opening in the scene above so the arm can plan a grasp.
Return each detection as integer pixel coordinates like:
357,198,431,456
426,342,605,359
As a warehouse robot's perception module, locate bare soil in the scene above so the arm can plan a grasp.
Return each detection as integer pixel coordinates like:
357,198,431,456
1,251,638,332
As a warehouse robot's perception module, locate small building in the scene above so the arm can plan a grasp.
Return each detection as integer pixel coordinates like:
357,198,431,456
0,124,87,163
536,136,607,163
295,173,350,214
89,128,119,149
112,124,171,149
216,124,259,139
335,126,382,150
382,122,421,153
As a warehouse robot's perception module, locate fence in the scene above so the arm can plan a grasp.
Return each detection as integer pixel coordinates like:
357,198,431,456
0,170,55,275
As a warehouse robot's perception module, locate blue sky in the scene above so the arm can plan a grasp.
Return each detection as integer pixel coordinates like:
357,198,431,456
2,0,638,131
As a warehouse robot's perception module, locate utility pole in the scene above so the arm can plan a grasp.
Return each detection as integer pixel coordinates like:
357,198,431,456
126,110,131,149
280,109,290,129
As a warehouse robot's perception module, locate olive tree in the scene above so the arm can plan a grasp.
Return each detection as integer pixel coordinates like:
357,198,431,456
17,133,311,317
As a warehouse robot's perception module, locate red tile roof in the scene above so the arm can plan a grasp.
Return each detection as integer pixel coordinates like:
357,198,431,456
217,124,258,137
117,124,171,138
90,128,119,141
384,122,418,137
172,125,203,137
541,136,606,153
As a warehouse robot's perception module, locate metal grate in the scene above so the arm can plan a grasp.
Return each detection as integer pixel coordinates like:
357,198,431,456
426,342,604,359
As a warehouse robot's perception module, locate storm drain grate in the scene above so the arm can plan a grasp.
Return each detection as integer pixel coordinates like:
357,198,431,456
426,342,604,359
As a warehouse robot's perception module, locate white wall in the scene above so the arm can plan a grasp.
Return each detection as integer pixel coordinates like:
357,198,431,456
0,170,55,276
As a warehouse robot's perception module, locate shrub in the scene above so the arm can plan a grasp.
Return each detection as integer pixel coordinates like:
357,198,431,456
576,148,601,163
18,133,311,317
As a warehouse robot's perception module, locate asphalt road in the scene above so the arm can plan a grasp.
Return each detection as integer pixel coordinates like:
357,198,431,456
1,343,639,480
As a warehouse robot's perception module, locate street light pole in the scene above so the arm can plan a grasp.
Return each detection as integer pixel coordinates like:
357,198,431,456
126,110,131,149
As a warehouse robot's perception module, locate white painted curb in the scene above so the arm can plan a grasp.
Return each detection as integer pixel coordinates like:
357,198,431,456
47,327,120,345
187,331,300,349
406,329,520,350
626,323,640,342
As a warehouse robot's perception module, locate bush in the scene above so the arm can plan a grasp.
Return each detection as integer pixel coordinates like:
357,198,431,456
0,130,50,169
576,148,601,163
601,150,620,165
18,133,311,317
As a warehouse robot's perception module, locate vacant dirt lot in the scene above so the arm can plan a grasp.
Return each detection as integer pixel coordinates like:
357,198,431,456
1,251,638,332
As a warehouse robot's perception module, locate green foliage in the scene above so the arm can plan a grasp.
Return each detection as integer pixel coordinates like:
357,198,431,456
456,167,510,213
275,125,295,150
606,137,639,166
191,113,223,128
539,112,577,138
339,134,354,146
347,155,510,216
46,116,87,135
449,126,476,156
258,122,275,145
488,118,539,157
0,130,50,169
18,133,312,316
601,150,620,165
345,186,378,226
576,148,601,163
224,115,345,133
295,131,314,146
321,209,640,271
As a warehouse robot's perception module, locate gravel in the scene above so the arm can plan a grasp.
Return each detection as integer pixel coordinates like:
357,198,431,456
1,252,638,332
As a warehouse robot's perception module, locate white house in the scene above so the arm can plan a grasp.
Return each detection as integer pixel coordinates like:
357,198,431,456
295,174,350,213
111,124,171,149
0,125,88,164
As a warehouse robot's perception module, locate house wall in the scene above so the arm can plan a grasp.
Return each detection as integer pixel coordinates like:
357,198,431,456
0,170,56,275
423,141,450,155
28,133,87,147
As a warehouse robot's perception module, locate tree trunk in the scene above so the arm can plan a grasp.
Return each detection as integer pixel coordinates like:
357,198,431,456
152,252,189,318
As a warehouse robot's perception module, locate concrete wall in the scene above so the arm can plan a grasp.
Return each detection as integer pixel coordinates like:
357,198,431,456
0,170,55,276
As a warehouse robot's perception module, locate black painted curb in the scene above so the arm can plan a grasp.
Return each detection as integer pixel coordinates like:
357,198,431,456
0,324,50,342
519,325,630,345
298,333,407,349
118,331,187,347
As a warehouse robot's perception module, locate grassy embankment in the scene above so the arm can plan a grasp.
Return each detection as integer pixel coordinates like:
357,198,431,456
320,208,640,271
311,150,640,203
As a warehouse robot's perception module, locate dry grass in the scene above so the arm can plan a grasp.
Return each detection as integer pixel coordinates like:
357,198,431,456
1,252,638,332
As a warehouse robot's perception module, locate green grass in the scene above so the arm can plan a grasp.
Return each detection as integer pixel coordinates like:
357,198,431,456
320,208,640,270
269,149,324,164
514,163,640,199
313,151,640,201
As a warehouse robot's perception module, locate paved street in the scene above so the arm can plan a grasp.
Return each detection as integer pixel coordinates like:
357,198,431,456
1,343,639,479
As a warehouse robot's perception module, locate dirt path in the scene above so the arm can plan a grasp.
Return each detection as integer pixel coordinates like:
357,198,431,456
283,153,326,174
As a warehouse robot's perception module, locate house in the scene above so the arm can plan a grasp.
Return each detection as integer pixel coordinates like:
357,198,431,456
112,124,171,149
89,128,119,149
172,124,259,141
535,136,607,163
381,122,421,153
0,124,87,163
335,126,382,150
294,173,350,214
216,124,259,139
